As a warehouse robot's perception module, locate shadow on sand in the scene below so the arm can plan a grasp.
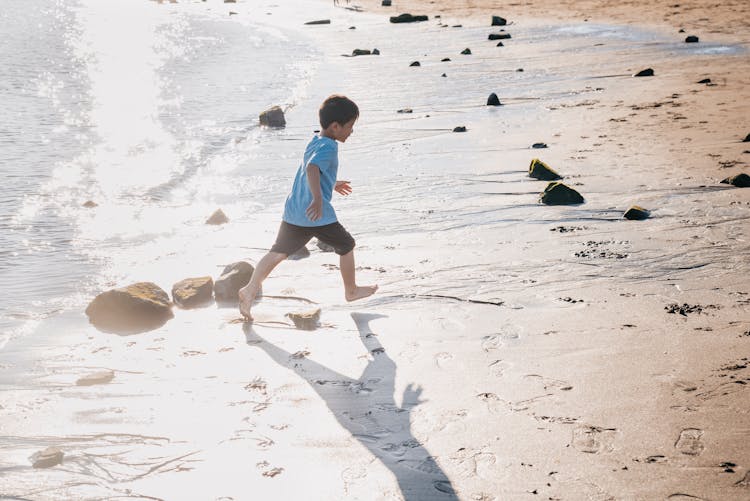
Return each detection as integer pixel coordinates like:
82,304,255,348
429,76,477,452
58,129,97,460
243,312,457,500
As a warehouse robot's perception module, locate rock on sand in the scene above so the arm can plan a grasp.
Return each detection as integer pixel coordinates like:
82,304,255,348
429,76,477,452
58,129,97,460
172,276,214,308
624,205,651,220
85,282,173,334
390,13,428,23
286,308,321,330
206,209,229,225
633,68,654,77
491,16,507,26
31,447,64,468
529,158,563,180
540,182,584,205
487,93,501,106
721,173,750,187
214,262,255,302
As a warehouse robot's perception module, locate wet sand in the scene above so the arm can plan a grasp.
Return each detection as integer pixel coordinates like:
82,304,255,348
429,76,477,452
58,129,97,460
1,0,749,499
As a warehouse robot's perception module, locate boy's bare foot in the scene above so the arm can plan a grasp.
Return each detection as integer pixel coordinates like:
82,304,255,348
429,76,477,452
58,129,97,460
345,284,378,302
238,287,257,320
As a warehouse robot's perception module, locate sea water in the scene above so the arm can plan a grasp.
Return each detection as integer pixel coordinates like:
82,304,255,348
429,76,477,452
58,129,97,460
0,0,324,350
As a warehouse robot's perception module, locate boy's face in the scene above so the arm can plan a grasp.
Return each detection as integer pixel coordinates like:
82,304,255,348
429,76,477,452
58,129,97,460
332,118,356,142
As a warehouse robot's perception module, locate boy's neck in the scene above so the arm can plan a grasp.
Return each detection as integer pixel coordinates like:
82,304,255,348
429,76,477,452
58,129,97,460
320,129,336,141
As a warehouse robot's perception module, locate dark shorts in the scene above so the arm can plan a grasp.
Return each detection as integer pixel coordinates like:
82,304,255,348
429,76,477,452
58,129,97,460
270,221,355,256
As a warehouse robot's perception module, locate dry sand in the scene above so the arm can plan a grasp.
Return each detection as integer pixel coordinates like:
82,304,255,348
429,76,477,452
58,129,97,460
1,0,749,499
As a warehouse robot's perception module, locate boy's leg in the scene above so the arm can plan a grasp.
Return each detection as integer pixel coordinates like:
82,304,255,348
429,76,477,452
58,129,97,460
239,222,312,320
312,222,378,302
339,250,378,302
239,251,287,319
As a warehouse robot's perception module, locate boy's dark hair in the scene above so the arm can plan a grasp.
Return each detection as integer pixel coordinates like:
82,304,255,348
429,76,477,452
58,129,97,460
319,95,359,129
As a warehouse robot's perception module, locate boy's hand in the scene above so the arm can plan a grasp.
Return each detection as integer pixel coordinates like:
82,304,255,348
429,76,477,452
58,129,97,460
334,180,352,196
306,198,323,221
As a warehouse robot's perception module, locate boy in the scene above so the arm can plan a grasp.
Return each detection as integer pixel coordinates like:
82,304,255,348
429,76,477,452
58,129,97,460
239,95,378,320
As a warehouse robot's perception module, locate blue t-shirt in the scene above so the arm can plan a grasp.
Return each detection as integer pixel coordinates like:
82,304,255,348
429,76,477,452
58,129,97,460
282,134,339,227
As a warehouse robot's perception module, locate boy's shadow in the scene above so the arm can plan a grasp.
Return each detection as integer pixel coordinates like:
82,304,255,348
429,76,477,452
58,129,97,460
243,312,457,500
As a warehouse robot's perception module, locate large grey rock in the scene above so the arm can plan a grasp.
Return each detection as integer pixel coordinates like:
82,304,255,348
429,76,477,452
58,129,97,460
540,182,584,205
529,158,563,181
31,447,64,468
259,106,286,127
390,13,428,23
721,173,750,187
172,276,214,308
85,282,173,334
214,262,255,302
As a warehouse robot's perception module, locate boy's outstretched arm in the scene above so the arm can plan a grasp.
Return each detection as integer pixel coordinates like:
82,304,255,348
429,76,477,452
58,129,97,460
305,163,323,221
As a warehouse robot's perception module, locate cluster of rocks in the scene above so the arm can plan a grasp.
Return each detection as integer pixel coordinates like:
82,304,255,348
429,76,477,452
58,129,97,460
85,261,256,334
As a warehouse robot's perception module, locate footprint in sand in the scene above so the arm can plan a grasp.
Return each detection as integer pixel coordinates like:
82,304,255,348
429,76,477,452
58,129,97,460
449,447,498,479
735,471,750,488
675,428,704,455
571,425,617,453
435,352,453,368
524,374,574,392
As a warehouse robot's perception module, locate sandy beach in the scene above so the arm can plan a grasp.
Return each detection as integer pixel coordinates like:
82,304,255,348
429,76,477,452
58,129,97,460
1,0,748,499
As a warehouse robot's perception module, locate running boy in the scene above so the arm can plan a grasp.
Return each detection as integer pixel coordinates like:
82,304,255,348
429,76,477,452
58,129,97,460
239,95,378,320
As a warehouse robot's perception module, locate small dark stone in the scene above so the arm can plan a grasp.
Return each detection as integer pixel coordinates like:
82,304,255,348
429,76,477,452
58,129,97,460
540,182,584,205
441,73,447,77
496,41,504,47
349,26,356,30
304,19,331,25
489,33,511,40
697,78,711,84
743,133,750,142
381,0,391,5
441,57,451,62
390,13,429,23
461,48,471,55
352,49,371,56
623,205,651,220
491,15,507,26
529,158,562,180
410,61,420,67
372,48,380,55
516,68,524,72
679,28,686,33
453,126,467,133
633,68,654,77
487,92,501,106
452,24,462,28
721,173,750,187
228,11,237,15
532,142,547,149
685,35,699,43
397,108,413,114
